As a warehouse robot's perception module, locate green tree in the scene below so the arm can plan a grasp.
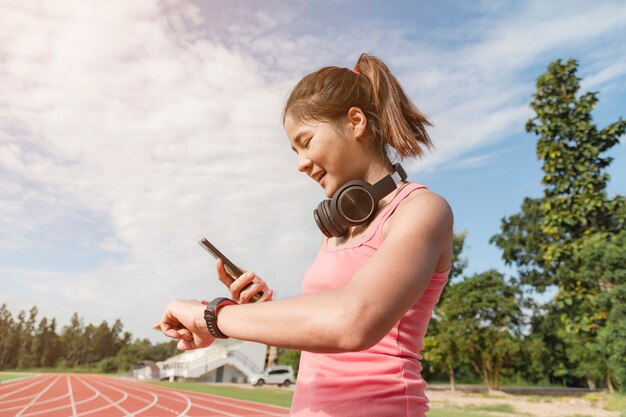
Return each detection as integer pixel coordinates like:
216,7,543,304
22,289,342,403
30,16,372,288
0,304,15,370
423,231,469,390
449,231,469,282
598,284,626,393
490,58,625,388
16,307,38,369
526,59,625,269
570,230,626,391
437,270,526,392
62,313,84,367
276,348,301,377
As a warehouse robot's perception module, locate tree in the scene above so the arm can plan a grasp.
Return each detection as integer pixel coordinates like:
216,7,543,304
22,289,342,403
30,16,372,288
276,348,301,377
490,58,625,388
435,270,526,392
597,284,626,393
571,230,626,391
526,59,625,270
423,231,469,390
0,304,15,370
62,313,84,367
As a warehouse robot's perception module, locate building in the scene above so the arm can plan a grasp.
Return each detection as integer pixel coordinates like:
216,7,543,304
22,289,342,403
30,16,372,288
156,339,268,383
133,360,160,381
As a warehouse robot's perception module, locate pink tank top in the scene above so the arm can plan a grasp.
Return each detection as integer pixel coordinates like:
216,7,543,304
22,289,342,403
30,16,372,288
290,183,450,417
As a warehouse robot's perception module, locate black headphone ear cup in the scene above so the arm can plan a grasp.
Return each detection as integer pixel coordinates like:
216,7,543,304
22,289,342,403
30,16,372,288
322,199,347,237
330,180,374,226
313,206,332,238
316,199,347,238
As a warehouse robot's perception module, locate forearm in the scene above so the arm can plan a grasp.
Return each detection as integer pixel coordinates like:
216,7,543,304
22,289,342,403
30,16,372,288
215,288,364,353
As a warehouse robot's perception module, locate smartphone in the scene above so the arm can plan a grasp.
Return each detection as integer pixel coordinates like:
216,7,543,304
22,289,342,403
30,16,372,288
199,238,263,302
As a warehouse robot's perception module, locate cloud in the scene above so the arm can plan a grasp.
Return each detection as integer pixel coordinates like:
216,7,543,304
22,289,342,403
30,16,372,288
0,0,318,336
1,0,625,339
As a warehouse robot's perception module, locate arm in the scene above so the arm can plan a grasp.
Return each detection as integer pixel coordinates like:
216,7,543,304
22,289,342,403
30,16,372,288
159,192,453,353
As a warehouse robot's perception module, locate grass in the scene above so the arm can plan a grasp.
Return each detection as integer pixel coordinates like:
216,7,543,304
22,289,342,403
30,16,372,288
526,395,553,403
427,409,494,417
0,372,33,382
584,391,626,414
466,404,516,413
427,403,522,417
1,367,125,375
147,381,293,407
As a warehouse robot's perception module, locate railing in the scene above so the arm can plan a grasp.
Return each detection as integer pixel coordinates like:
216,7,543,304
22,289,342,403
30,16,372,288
160,341,261,378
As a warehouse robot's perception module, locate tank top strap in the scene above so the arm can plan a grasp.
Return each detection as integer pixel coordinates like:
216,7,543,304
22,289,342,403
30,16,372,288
361,182,429,246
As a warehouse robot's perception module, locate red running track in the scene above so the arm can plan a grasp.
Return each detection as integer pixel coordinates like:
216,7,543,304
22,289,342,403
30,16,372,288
0,374,290,417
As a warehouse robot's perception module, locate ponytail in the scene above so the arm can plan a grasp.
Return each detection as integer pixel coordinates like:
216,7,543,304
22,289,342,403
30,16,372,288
283,53,433,167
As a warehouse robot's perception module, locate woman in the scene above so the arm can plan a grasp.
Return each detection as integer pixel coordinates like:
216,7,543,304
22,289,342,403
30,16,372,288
157,53,453,417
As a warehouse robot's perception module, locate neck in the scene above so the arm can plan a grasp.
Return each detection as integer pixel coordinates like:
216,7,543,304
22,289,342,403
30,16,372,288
362,161,392,185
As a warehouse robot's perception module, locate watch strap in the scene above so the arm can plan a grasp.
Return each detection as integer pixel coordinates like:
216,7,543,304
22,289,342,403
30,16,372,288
204,297,236,339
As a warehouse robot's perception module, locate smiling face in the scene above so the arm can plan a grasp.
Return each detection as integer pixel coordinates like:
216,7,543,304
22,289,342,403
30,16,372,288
284,108,381,198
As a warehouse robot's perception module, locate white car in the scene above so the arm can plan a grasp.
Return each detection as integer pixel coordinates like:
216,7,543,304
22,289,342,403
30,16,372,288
249,365,295,387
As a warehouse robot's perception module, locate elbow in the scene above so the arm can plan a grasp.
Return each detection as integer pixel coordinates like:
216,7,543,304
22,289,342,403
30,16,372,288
341,334,378,352
330,300,381,353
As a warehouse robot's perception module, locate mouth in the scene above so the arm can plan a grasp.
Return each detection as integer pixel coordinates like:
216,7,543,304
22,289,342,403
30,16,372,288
311,171,325,184
317,173,326,186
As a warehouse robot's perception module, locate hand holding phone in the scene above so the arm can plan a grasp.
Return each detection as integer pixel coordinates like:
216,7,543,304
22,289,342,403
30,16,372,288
199,238,265,303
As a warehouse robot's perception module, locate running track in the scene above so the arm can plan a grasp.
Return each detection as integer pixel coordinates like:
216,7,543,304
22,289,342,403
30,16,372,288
0,374,290,417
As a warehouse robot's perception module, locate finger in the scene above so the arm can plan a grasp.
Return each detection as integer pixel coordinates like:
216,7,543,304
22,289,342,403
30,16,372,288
164,328,183,339
259,288,274,302
230,272,256,299
159,319,180,333
177,339,194,350
176,328,193,340
216,259,235,286
240,282,268,304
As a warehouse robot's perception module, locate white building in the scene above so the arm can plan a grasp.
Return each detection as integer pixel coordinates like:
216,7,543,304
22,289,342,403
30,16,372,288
156,339,268,383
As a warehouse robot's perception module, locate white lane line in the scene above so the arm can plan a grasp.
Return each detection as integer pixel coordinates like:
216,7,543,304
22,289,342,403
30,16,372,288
130,380,289,416
84,375,176,416
0,374,53,400
15,375,63,417
0,393,38,406
74,375,132,417
92,376,211,417
67,374,78,417
1,392,69,413
21,376,99,417
0,374,41,385
108,377,288,417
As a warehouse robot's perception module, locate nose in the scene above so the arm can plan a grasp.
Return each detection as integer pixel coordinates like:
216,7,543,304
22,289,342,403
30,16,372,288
297,154,313,173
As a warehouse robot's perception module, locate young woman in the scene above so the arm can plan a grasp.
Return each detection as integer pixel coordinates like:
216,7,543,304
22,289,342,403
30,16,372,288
157,53,454,417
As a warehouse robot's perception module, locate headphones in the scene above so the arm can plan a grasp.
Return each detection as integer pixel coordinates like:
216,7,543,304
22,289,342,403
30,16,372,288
313,163,408,238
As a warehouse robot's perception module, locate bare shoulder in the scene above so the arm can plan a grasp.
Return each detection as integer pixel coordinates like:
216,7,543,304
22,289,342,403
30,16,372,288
385,189,454,240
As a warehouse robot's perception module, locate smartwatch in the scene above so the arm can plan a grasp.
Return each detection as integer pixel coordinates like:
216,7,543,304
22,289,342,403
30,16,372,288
204,297,236,339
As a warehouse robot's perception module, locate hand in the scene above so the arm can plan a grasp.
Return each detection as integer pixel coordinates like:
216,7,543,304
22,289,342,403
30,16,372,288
216,258,274,304
156,299,215,350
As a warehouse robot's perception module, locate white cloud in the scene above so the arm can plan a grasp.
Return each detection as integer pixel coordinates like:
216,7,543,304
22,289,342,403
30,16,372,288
1,0,625,339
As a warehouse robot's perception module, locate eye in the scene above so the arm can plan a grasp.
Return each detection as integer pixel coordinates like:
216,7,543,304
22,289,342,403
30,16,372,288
303,139,311,149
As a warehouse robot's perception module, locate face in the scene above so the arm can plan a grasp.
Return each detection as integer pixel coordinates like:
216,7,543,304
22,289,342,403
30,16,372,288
284,109,370,198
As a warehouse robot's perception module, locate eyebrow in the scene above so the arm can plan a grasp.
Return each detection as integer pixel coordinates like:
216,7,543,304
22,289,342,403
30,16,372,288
290,131,312,153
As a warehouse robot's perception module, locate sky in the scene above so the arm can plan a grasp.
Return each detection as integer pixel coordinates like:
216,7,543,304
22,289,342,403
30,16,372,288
1,0,625,341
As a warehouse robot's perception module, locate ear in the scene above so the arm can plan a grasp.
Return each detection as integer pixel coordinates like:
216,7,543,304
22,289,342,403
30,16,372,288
346,107,367,139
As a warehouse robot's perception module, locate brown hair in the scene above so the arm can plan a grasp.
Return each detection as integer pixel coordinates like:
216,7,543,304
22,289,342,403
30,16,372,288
283,53,433,168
